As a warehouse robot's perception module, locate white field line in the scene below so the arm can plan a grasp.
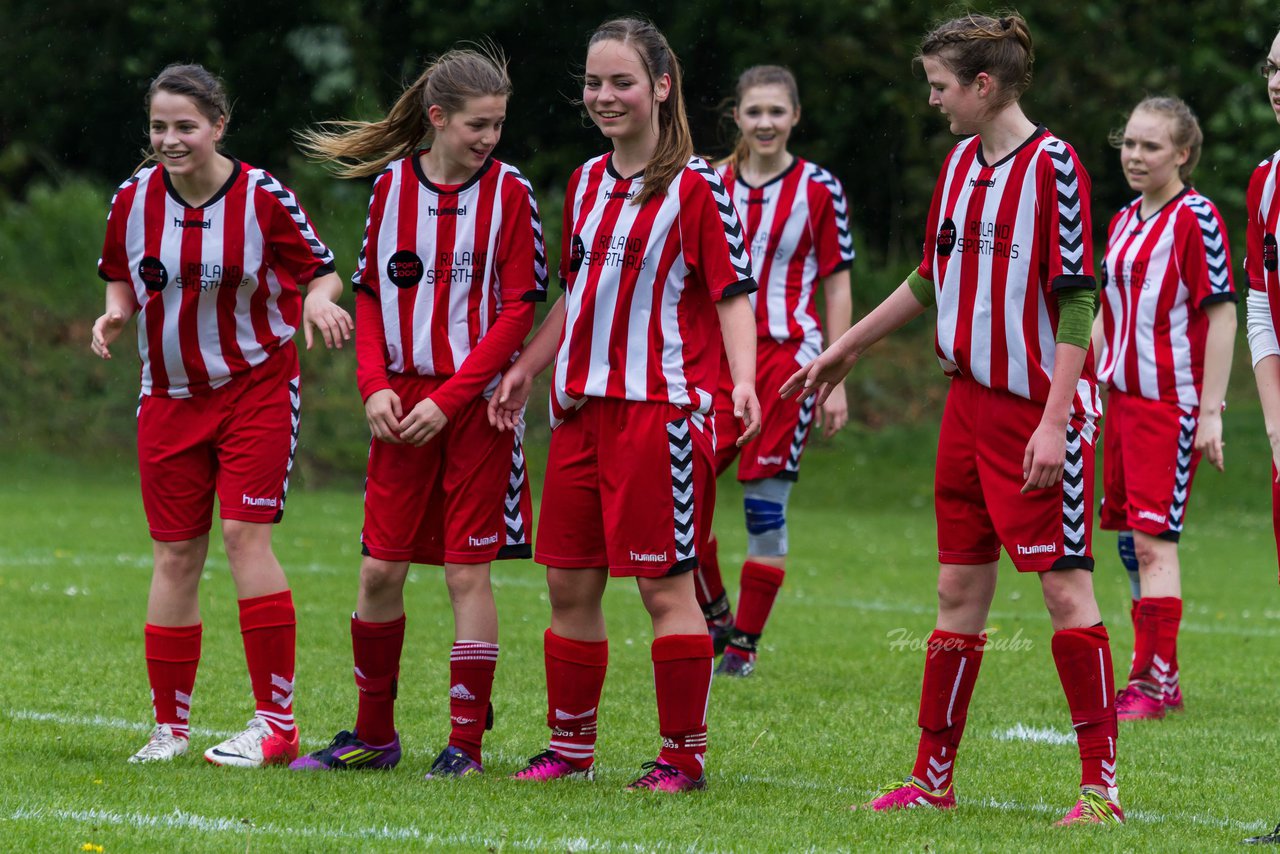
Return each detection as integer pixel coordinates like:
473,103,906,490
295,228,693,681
8,708,1271,837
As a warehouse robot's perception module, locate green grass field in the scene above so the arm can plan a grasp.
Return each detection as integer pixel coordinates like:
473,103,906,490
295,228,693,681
3,405,1280,852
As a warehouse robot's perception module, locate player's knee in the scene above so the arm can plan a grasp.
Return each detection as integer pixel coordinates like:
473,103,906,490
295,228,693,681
359,556,408,597
743,479,792,557
1116,531,1138,573
220,519,274,566
153,538,205,582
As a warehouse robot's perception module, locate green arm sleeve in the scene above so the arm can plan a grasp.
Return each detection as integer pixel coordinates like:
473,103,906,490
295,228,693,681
1054,286,1096,349
906,269,935,308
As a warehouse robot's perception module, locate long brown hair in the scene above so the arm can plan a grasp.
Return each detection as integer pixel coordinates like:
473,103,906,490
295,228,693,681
588,18,693,206
299,45,511,179
917,12,1034,113
139,64,231,171
720,65,800,169
1108,96,1203,182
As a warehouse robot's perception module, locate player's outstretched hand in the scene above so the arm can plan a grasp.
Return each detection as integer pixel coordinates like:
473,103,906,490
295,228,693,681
732,382,762,446
1021,419,1066,493
816,383,849,439
91,310,128,359
780,347,859,406
365,389,404,444
302,291,354,350
488,365,532,433
1194,409,1225,472
399,397,448,446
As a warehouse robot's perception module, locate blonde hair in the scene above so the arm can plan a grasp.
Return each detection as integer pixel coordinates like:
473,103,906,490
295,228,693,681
299,45,511,178
917,12,1034,112
588,18,693,206
1108,96,1203,182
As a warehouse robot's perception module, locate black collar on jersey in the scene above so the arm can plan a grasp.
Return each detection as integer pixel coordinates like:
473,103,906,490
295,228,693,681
162,158,241,209
733,155,800,191
604,153,645,182
412,150,493,194
1132,186,1191,224
974,124,1047,169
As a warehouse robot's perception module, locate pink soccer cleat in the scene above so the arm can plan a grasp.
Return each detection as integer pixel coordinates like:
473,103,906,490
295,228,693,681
511,750,594,781
625,761,705,792
859,777,956,811
1116,684,1165,721
1056,789,1124,826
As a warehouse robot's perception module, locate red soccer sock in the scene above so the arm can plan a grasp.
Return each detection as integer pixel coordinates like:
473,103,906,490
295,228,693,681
911,630,985,792
653,633,713,780
144,623,201,739
1149,597,1182,697
728,561,786,656
694,533,729,619
239,590,296,736
352,613,406,746
1127,598,1160,690
448,640,498,762
1052,625,1118,793
545,630,607,770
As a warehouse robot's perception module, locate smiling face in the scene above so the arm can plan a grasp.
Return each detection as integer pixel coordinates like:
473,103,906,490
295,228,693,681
1119,109,1187,197
148,90,225,179
734,83,799,160
429,94,506,176
583,38,669,145
921,55,987,135
1267,31,1280,124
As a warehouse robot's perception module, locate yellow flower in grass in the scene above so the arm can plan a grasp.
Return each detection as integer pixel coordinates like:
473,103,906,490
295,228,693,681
81,845,104,853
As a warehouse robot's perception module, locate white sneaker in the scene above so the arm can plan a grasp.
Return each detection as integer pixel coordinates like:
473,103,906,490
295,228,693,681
128,724,188,764
203,717,299,768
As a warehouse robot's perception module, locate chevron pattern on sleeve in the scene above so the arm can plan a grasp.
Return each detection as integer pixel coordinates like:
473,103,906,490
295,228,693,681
1044,141,1084,277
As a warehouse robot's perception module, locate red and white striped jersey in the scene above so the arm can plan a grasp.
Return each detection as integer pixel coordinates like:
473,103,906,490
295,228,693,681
551,154,756,426
1245,151,1280,345
98,160,335,398
352,154,547,398
718,158,854,355
1098,189,1236,406
919,127,1101,423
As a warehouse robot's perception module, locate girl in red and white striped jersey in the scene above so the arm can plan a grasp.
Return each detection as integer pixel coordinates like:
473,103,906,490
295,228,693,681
488,17,761,792
289,47,544,779
92,64,353,768
692,65,855,677
1094,97,1236,723
784,13,1123,824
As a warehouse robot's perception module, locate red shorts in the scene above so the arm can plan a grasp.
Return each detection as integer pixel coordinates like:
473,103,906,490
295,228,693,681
935,375,1095,572
137,344,300,542
535,399,716,577
712,339,817,481
361,374,533,566
1100,390,1200,541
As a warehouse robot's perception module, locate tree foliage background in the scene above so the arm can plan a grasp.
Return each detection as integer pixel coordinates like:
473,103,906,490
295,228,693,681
3,0,1278,470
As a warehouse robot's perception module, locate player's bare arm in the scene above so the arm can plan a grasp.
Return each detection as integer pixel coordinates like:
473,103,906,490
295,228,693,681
716,293,761,444
1021,341,1086,494
1195,300,1236,471
488,295,565,432
90,280,137,360
781,279,927,404
816,267,852,438
301,271,353,350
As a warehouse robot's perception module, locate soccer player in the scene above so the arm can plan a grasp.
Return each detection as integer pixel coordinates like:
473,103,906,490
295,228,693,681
92,64,353,767
1094,96,1236,722
487,17,761,792
287,47,543,778
782,13,1122,825
692,65,855,677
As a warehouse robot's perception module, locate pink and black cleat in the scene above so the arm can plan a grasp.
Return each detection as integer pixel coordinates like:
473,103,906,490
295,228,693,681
625,761,705,792
860,777,956,811
511,750,594,781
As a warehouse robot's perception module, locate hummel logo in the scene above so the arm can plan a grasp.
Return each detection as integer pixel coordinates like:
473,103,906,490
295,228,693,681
629,550,668,563
1016,543,1055,556
449,683,475,701
756,455,784,466
242,493,278,508
468,532,499,547
1136,509,1167,524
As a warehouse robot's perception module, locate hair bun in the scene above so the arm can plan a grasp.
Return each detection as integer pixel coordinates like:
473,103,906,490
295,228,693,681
1000,17,1011,30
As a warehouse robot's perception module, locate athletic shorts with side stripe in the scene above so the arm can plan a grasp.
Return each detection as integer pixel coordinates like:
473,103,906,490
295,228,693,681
535,398,715,578
137,343,300,542
361,374,533,566
711,339,817,481
935,374,1096,572
1099,389,1201,541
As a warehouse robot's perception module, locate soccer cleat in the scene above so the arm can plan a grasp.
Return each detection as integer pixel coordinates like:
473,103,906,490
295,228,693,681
860,777,956,811
625,761,706,792
511,750,595,781
1244,822,1280,844
1055,789,1124,825
1116,684,1165,721
204,717,298,768
288,730,401,771
714,649,755,678
707,616,735,656
1164,683,1185,713
128,724,189,764
424,745,483,779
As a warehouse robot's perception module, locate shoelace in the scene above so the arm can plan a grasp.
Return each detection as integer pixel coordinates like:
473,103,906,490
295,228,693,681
219,718,270,755
523,750,561,771
631,761,679,787
135,727,182,758
434,749,475,774
1077,791,1121,823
